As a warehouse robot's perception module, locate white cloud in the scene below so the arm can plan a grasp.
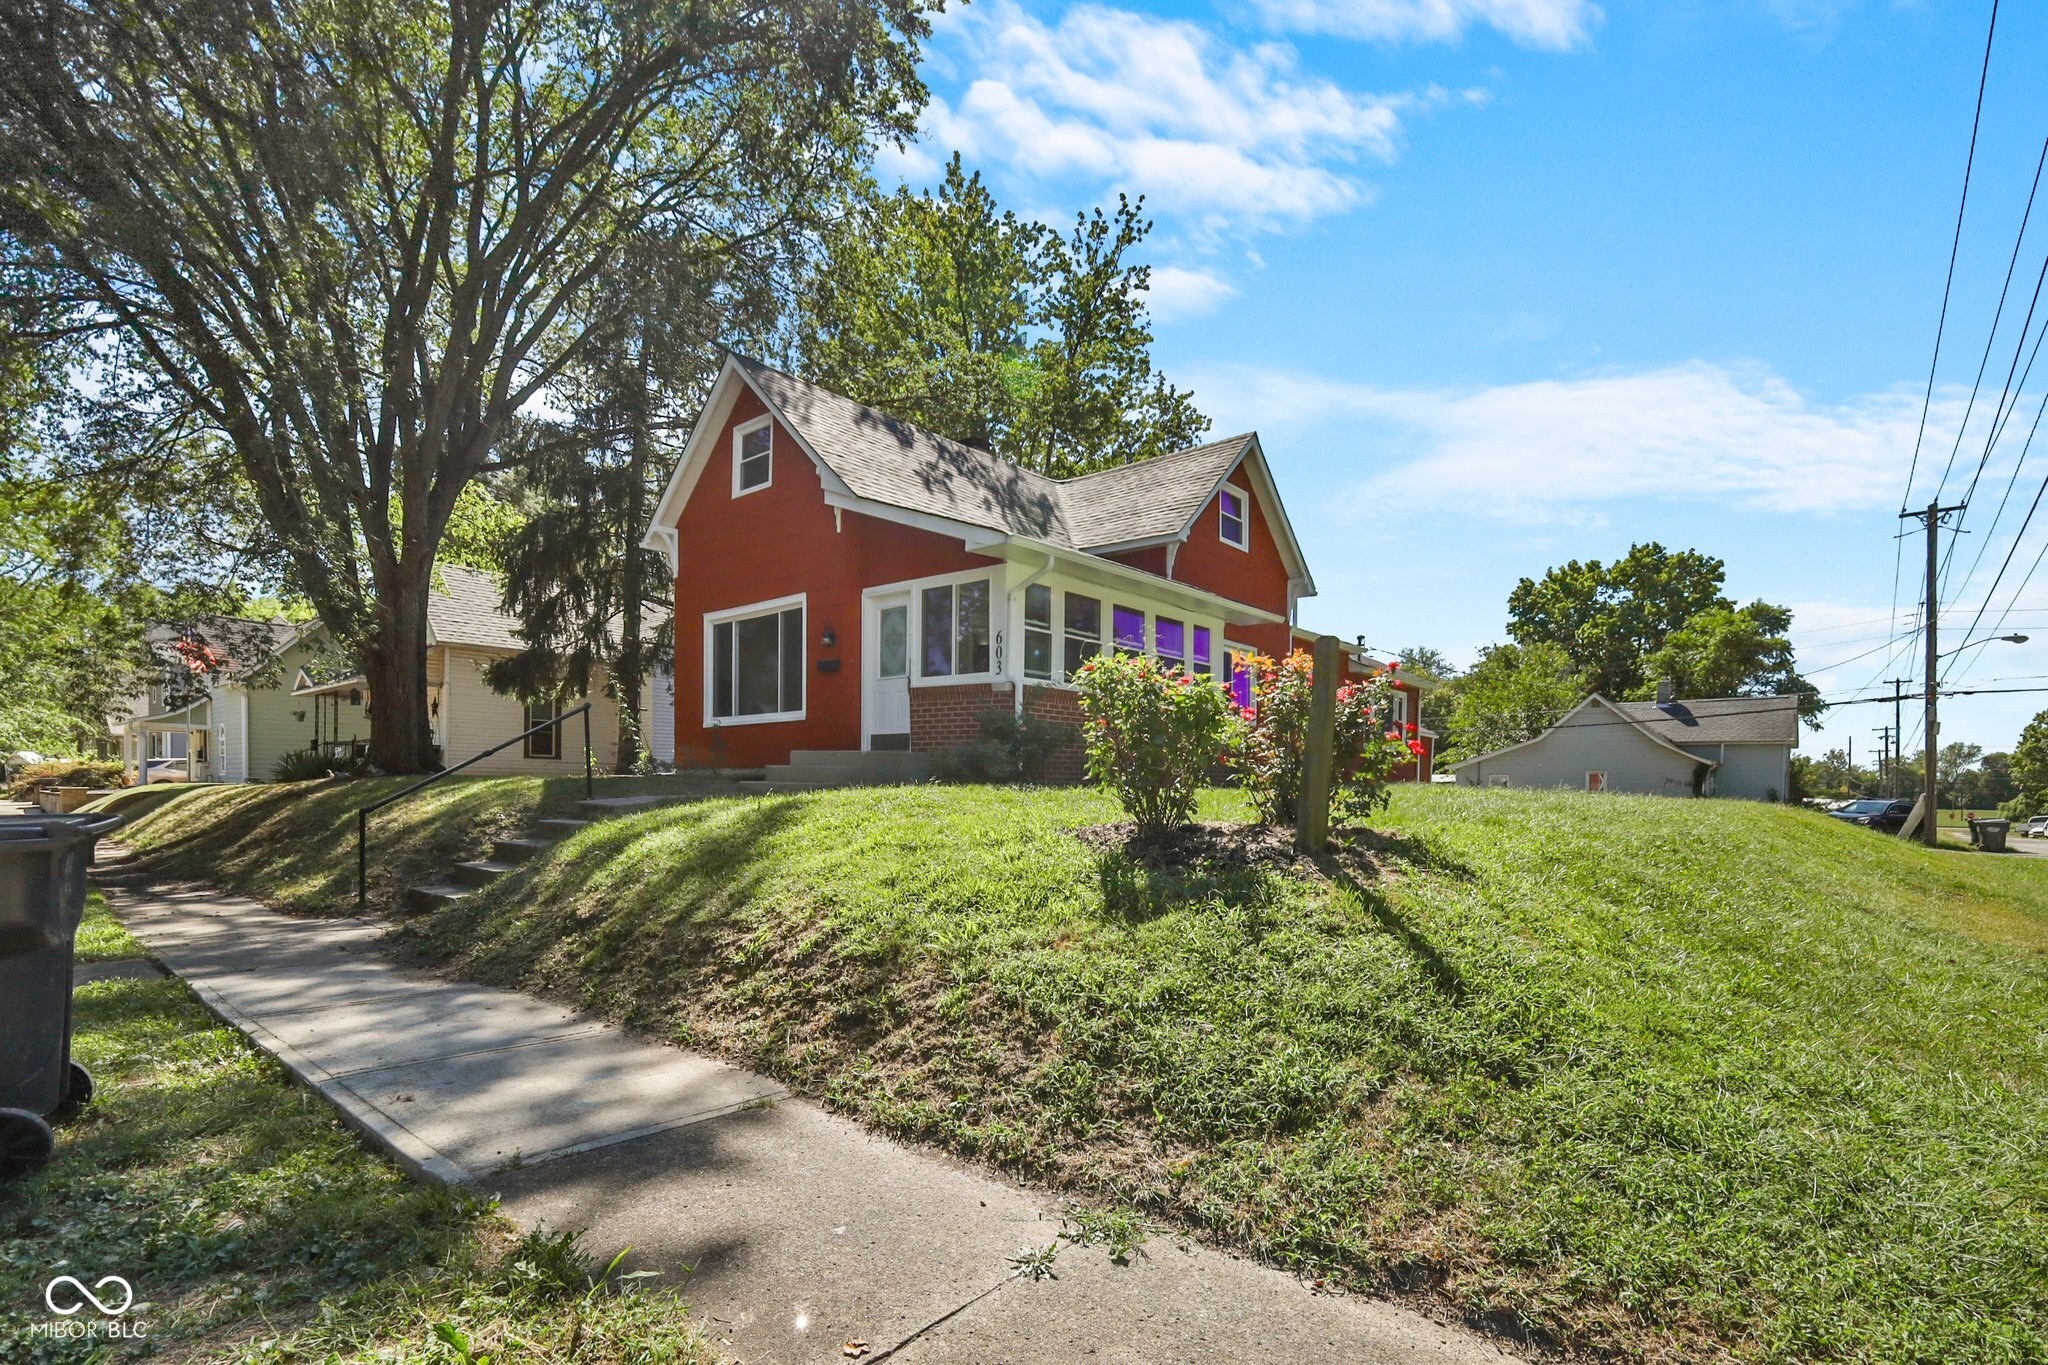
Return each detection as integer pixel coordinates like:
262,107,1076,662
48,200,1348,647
1186,360,1981,519
1251,0,1601,49
908,1,1431,236
1145,266,1239,322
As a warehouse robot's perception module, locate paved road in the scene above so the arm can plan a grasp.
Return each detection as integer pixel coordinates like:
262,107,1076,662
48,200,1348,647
98,868,1520,1365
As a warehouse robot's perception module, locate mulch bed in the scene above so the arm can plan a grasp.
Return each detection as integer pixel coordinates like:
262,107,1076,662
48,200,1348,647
1072,820,1406,883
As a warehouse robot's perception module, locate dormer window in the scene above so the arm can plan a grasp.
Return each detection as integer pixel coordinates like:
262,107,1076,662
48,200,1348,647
1219,483,1248,549
733,416,772,496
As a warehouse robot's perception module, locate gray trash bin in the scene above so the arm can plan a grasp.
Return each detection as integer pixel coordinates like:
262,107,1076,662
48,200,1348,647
1975,818,2010,853
0,811,122,1178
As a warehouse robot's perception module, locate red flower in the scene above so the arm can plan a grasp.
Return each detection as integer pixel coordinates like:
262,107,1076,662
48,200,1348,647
1384,730,1401,743
1404,723,1418,734
1239,707,1257,721
1387,660,1400,671
1408,740,1427,756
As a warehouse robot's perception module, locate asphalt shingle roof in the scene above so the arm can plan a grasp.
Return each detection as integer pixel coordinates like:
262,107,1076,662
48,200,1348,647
427,564,522,651
733,356,1253,553
1610,696,1802,746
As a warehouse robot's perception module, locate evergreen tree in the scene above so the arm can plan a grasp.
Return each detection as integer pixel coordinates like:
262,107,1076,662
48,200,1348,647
485,240,753,771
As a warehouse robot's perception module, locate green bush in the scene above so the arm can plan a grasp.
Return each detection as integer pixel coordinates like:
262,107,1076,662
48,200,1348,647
5,758,124,800
931,708,1075,784
271,748,364,783
1231,649,1417,829
1074,653,1233,836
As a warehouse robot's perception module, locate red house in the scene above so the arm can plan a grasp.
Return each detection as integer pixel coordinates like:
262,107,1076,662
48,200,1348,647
642,355,1432,781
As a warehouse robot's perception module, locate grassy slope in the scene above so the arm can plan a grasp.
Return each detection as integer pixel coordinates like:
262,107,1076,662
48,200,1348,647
120,783,2048,1361
1,897,708,1363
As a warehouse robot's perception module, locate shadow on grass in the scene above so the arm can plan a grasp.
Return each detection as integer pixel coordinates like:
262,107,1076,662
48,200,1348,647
1093,850,1284,924
116,776,614,915
1327,863,1470,1004
401,796,812,1026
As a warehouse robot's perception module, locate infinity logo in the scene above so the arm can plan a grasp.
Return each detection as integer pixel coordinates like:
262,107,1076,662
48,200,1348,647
45,1275,134,1317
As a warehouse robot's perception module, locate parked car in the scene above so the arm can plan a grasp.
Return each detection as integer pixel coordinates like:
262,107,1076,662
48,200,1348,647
144,758,189,784
1828,798,1914,834
2023,814,2048,837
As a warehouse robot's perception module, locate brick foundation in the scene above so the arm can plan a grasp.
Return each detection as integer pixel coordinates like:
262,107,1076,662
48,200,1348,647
910,681,1086,784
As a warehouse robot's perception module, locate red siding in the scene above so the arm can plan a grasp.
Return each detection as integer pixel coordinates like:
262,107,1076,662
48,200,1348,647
1099,475,1292,619
670,391,996,767
1167,476,1292,618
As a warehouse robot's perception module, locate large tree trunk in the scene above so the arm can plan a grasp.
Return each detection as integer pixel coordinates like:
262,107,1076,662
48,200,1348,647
614,354,651,774
364,563,436,773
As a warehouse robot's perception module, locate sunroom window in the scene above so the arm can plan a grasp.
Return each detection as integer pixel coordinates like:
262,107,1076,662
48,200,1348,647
1024,584,1053,681
1112,605,1145,656
1193,626,1212,677
1063,593,1102,680
921,578,991,677
710,602,804,719
1155,616,1185,672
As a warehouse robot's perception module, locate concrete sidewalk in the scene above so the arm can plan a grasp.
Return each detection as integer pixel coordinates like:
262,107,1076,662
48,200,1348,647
101,874,1521,1365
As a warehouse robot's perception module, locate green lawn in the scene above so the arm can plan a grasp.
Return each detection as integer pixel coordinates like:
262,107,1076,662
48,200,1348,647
0,893,708,1363
118,781,2048,1361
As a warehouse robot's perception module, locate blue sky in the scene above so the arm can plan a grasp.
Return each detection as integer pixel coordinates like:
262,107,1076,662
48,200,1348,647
884,0,2048,759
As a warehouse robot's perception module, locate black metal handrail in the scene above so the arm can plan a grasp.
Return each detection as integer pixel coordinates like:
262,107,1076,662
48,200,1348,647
356,702,592,909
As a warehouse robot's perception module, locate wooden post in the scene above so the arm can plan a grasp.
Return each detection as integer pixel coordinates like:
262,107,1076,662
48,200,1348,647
1297,634,1340,853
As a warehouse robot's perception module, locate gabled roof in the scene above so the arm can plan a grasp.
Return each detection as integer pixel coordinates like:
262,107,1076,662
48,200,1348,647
1449,694,1728,772
144,617,299,682
646,355,1313,594
1609,696,1802,746
426,564,522,651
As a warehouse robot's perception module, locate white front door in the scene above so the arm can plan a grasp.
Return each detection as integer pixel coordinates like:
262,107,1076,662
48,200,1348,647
868,591,912,750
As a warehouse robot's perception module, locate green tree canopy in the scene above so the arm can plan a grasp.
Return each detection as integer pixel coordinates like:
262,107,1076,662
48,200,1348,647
1438,641,1586,761
1,0,928,770
795,155,1208,476
1507,542,1820,723
1638,601,1824,721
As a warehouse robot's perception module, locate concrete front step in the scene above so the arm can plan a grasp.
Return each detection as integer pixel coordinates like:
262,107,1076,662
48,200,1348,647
404,882,474,913
534,818,592,837
451,859,518,888
764,751,933,789
787,749,932,773
735,780,845,795
492,837,555,864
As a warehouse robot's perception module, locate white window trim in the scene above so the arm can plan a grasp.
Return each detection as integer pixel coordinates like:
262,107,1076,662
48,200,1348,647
703,591,807,726
1219,481,1250,551
1586,771,1607,792
912,568,1005,686
731,415,774,498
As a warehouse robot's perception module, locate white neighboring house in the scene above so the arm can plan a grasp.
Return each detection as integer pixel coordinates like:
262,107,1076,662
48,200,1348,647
118,566,676,783
1450,685,1801,800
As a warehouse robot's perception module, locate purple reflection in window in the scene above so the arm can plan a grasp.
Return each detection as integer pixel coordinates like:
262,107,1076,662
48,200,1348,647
1113,605,1145,654
1230,655,1254,710
1193,627,1211,668
1154,617,1185,661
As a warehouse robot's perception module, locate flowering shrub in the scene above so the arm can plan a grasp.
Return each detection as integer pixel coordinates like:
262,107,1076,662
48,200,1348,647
1232,650,1422,829
1074,652,1234,836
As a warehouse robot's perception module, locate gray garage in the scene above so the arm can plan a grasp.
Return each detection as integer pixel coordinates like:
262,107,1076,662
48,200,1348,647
1452,690,1800,800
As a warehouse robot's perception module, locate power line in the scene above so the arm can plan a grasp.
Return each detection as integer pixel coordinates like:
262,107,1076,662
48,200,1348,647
1905,0,2001,512
1940,383,2048,682
1935,136,2048,517
1885,0,2002,722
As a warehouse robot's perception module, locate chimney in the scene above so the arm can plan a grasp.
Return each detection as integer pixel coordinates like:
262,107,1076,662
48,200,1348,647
1655,677,1675,706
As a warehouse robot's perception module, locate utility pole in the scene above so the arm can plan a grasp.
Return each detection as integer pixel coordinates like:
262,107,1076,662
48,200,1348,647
1902,501,1966,845
1884,677,1915,799
1873,726,1892,797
